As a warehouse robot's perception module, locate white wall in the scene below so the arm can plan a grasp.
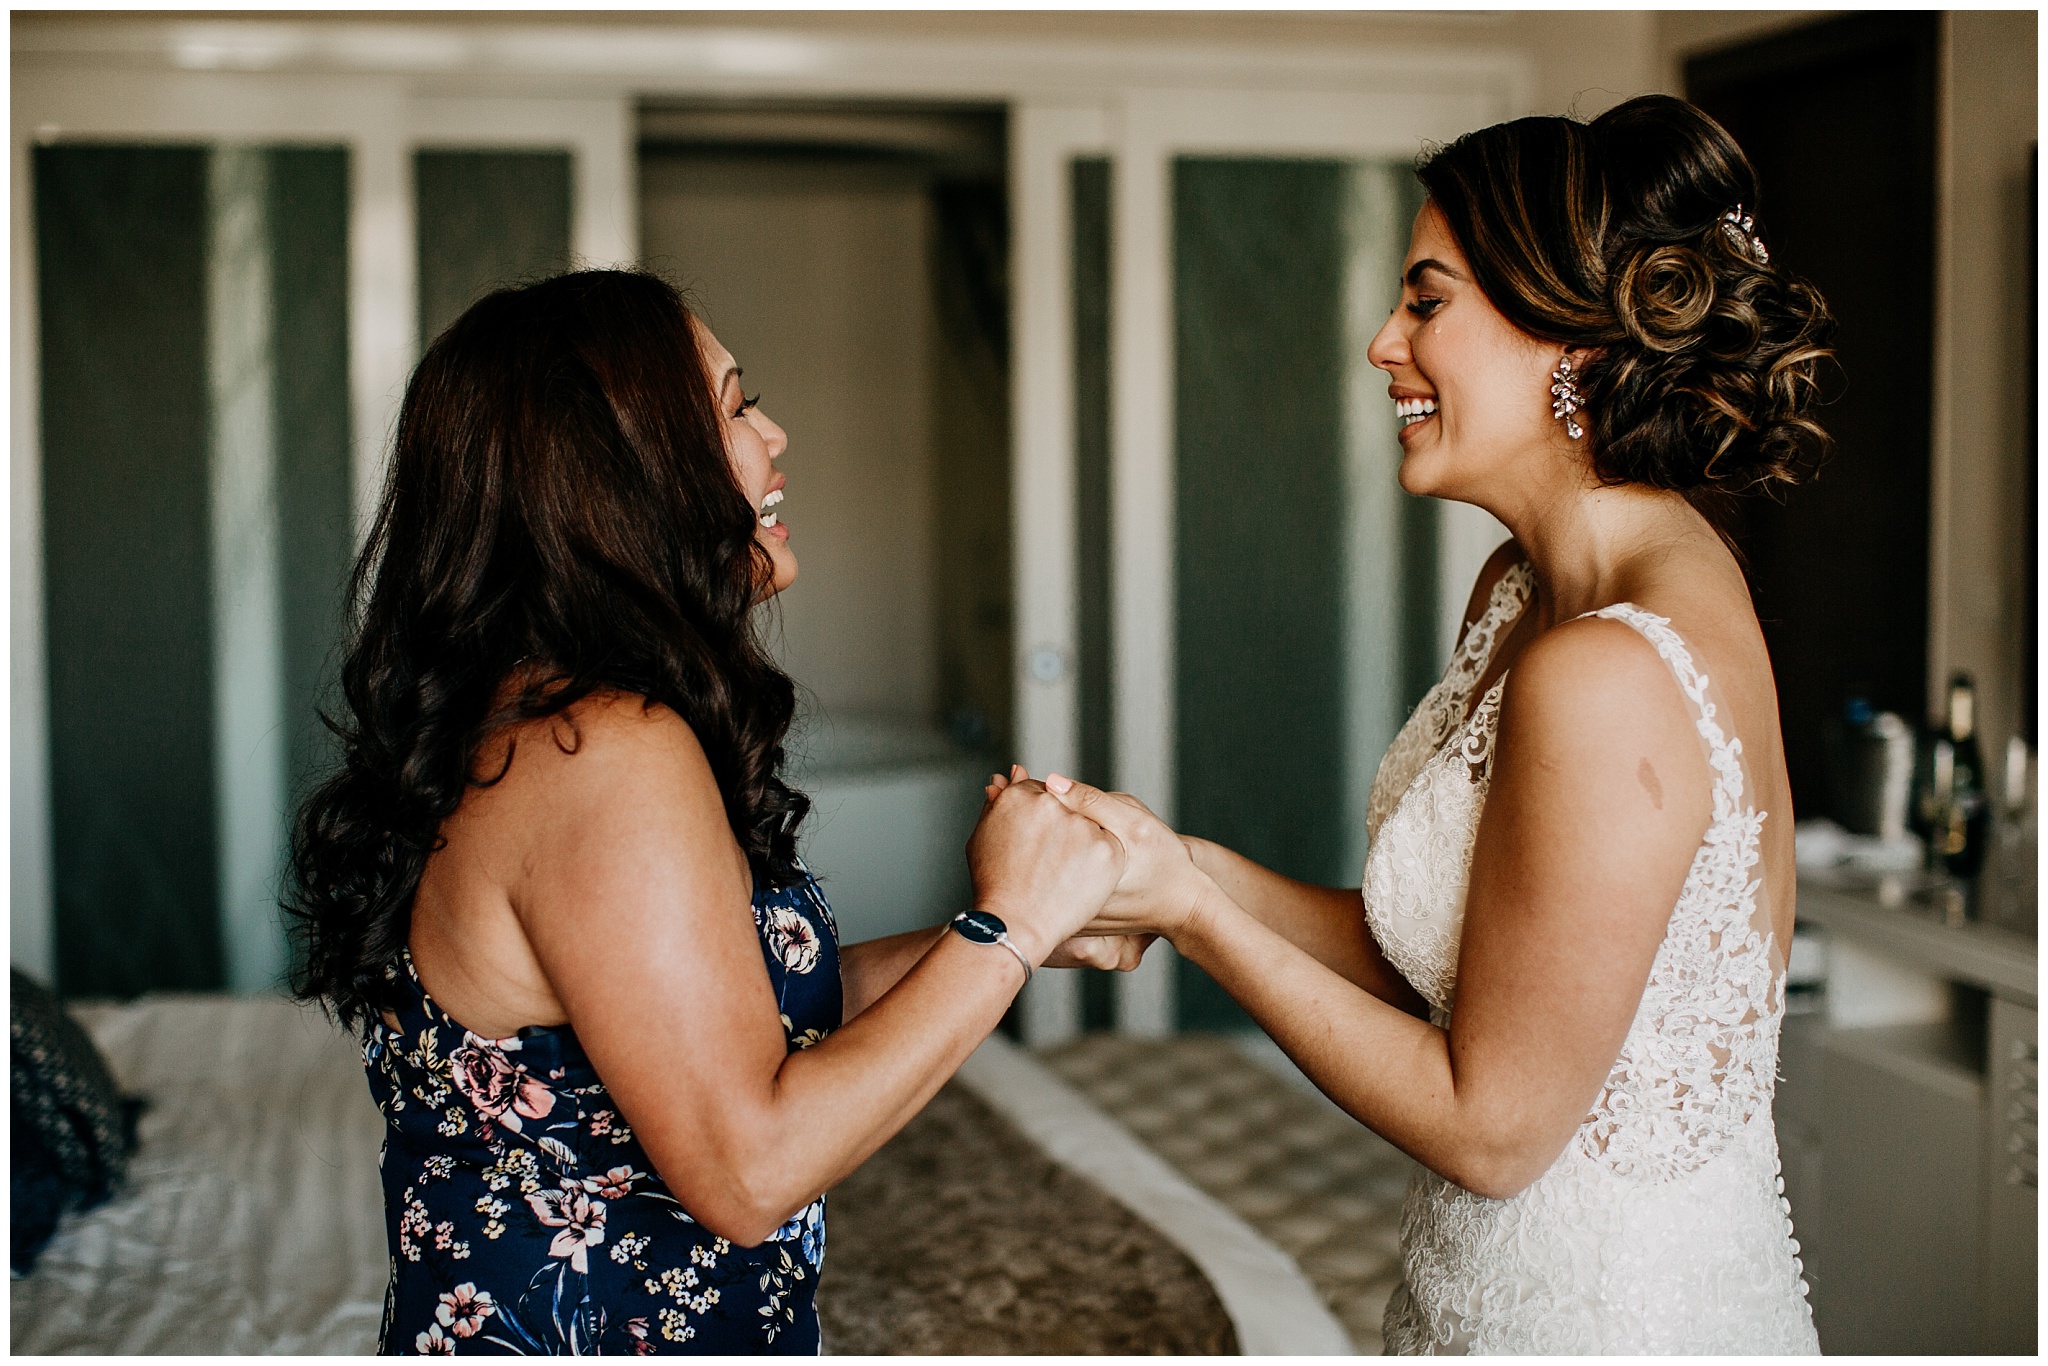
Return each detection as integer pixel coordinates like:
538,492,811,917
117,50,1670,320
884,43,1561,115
469,10,1656,119
640,156,939,726
1,10,1738,989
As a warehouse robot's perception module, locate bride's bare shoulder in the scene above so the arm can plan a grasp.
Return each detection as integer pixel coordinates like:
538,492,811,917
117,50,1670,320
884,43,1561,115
1497,615,1715,817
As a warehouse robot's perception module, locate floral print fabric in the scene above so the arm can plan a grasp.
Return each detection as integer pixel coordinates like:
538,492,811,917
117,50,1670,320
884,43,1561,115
365,871,842,1355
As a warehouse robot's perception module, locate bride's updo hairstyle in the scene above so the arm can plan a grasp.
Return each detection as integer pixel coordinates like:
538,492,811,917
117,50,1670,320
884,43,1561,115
288,270,809,1033
1418,94,1835,494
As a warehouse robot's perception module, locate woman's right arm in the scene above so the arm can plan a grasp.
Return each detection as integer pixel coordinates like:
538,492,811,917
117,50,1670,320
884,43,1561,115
508,702,1122,1248
1182,837,1425,1015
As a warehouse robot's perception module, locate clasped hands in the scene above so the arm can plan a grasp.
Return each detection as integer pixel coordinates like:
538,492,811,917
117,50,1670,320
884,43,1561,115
966,764,1222,975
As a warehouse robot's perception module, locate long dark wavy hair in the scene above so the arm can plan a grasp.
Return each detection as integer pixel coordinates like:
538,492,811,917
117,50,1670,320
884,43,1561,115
1418,94,1836,495
287,270,808,1034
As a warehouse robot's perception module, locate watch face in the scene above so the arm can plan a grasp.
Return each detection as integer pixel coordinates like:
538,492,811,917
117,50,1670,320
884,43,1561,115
953,908,1006,945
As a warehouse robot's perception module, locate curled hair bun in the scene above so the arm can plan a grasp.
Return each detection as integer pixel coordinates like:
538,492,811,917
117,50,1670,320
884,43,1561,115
1613,244,1718,351
1420,94,1837,496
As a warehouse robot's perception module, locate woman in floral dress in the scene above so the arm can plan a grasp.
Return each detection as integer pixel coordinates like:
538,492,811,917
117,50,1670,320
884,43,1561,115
288,272,1128,1353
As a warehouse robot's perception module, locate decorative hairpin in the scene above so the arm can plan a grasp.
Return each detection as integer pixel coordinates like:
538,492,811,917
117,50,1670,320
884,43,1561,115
1719,204,1769,266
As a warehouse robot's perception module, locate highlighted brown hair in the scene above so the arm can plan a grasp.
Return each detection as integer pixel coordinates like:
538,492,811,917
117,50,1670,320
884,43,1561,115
1419,94,1836,495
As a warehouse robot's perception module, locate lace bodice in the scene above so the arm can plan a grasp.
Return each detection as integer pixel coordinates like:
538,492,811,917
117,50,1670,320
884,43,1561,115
1363,566,1819,1354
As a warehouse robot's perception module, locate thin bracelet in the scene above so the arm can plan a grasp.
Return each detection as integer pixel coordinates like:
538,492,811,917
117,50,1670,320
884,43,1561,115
993,937,1033,986
949,909,1034,987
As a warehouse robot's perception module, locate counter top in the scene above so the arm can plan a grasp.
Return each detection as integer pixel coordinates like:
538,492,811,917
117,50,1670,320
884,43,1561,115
1797,874,2037,1008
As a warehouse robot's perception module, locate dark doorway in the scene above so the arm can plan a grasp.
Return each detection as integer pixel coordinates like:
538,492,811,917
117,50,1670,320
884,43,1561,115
36,145,355,998
414,150,573,350
1687,13,1939,819
37,145,222,997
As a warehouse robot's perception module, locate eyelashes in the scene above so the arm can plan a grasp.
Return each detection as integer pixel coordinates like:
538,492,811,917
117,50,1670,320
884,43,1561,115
734,393,760,419
1405,298,1445,319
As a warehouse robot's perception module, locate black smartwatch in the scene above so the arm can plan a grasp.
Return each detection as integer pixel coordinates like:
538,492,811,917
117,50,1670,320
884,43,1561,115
950,909,1033,985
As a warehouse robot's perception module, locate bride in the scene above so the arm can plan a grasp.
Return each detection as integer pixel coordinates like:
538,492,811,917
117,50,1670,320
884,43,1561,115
1029,94,1833,1353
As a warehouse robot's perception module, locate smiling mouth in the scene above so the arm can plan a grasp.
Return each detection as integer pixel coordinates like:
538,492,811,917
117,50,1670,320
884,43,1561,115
1396,397,1438,428
759,487,783,528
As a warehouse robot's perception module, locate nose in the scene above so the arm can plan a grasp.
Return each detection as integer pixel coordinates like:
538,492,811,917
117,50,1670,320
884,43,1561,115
757,408,789,460
1366,307,1410,374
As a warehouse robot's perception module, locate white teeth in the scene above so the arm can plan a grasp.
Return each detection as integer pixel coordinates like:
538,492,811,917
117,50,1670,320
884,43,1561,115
762,488,783,508
1395,396,1438,427
760,512,778,528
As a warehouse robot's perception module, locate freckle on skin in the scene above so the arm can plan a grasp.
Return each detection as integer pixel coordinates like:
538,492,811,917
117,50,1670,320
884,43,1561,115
1638,758,1664,810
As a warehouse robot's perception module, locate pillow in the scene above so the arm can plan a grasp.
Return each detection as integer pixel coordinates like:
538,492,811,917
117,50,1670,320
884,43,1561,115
10,970,138,1275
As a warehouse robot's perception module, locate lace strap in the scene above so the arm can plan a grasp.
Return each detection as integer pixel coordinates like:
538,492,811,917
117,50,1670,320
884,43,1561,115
1459,674,1511,777
1579,604,1747,815
1363,561,1534,841
1446,561,1535,695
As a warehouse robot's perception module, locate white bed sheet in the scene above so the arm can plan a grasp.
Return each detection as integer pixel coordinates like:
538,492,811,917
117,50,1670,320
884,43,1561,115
11,994,389,1354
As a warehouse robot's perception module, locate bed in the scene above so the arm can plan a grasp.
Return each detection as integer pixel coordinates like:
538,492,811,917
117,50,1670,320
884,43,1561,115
12,994,389,1353
12,994,1258,1355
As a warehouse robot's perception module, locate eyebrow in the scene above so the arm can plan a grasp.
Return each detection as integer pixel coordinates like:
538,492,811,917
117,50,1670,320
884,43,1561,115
1405,258,1466,286
718,364,742,391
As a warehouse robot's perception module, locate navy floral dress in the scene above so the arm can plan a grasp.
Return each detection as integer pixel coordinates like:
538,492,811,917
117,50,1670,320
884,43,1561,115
365,870,841,1355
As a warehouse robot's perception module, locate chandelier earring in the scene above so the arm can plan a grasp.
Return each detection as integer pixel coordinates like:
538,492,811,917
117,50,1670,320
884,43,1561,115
1549,353,1585,440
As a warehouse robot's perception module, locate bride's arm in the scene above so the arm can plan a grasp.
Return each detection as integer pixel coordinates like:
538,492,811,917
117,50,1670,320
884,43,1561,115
1059,618,1712,1198
1181,838,1427,1016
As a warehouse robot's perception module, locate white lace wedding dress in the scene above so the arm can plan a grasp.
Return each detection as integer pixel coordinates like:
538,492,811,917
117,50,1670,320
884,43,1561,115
1363,561,1820,1354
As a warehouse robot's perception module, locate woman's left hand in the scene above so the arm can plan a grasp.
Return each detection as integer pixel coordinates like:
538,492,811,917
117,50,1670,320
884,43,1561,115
982,768,1163,966
989,768,1218,941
